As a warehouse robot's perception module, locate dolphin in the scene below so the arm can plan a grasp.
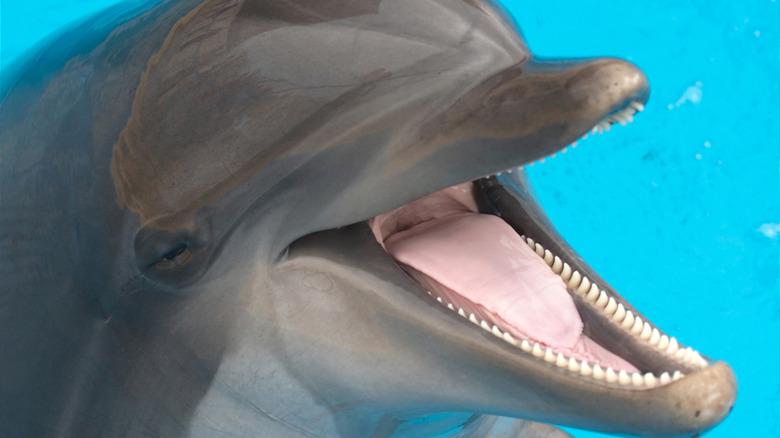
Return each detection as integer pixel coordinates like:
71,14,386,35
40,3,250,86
0,0,736,437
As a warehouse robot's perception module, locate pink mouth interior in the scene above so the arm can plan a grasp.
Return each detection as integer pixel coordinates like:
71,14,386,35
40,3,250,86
370,183,637,372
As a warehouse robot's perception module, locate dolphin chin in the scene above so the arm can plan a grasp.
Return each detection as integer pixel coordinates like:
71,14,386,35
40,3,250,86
0,0,735,436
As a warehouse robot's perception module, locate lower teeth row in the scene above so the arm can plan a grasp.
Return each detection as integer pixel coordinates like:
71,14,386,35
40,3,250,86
520,235,708,370
428,291,684,387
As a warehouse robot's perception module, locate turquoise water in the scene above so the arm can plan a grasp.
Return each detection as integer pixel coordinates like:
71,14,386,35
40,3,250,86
1,1,778,437
513,2,779,437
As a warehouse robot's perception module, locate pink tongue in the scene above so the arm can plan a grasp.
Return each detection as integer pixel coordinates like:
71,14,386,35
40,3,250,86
385,213,583,349
375,184,639,372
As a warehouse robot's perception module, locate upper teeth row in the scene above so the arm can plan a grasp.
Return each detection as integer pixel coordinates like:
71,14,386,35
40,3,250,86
518,100,645,168
520,235,709,369
428,291,684,387
589,100,644,135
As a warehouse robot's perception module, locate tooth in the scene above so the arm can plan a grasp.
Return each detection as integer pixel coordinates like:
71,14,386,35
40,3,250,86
437,296,443,303
568,358,581,372
571,141,578,148
649,328,661,346
621,310,635,329
560,263,572,281
640,323,652,341
605,367,618,383
594,290,608,308
534,243,545,257
660,372,671,384
561,146,569,154
685,347,701,366
675,347,687,360
447,303,454,310
631,101,645,112
503,332,517,345
550,153,557,159
658,335,670,351
525,237,535,248
469,314,478,324
692,351,707,367
552,256,563,274
556,353,568,368
632,372,644,387
580,361,593,377
532,343,544,358
631,316,644,335
458,308,466,317
544,348,556,363
613,304,626,323
592,365,605,380
521,340,532,352
568,271,582,289
672,371,683,381
577,277,591,296
603,296,617,315
492,325,503,337
644,373,657,387
618,370,630,385
543,250,554,266
667,337,679,355
587,283,600,298
480,321,491,331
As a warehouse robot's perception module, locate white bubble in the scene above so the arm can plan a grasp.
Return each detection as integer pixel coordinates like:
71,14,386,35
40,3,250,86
757,223,780,239
675,84,703,107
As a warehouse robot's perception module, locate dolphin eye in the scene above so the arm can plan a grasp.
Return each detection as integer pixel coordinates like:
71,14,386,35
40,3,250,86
155,244,192,270
134,227,211,286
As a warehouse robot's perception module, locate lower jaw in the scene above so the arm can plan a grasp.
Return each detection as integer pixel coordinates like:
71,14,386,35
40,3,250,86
401,263,639,373
371,178,706,388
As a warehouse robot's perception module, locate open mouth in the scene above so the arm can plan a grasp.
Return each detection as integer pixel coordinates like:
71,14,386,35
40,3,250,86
369,101,709,388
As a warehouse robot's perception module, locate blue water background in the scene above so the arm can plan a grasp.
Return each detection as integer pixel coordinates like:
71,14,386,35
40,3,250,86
1,1,778,437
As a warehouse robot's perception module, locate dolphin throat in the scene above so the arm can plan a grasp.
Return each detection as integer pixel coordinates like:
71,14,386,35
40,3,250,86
371,183,637,372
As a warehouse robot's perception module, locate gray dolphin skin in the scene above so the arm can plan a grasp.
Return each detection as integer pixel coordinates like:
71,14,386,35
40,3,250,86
0,0,737,437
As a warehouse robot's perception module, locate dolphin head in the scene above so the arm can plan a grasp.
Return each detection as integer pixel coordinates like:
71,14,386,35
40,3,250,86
0,0,735,436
